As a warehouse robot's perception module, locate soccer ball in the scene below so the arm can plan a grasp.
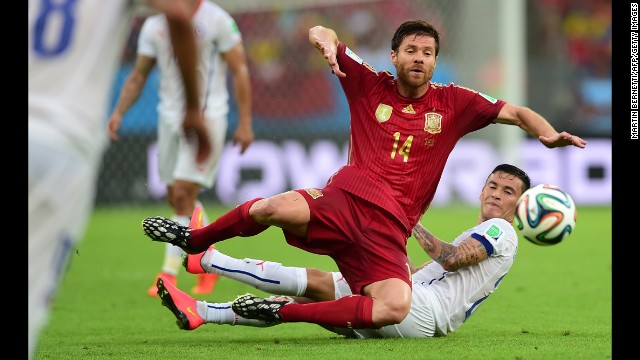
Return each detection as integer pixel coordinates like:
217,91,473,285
514,184,577,246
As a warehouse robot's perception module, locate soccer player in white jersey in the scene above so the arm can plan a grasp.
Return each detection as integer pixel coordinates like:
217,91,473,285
154,164,529,338
107,0,254,297
28,0,210,358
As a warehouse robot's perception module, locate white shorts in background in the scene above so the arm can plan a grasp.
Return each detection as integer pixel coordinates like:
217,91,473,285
157,112,227,188
328,272,439,339
28,120,104,356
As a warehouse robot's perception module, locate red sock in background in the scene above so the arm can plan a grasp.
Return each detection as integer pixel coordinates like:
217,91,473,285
278,295,376,329
188,198,269,251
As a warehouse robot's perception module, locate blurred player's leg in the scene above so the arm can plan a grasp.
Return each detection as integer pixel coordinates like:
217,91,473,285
29,122,103,358
146,216,189,297
148,205,218,297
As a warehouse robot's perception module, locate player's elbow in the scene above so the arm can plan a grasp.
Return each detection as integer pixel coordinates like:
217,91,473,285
440,257,461,272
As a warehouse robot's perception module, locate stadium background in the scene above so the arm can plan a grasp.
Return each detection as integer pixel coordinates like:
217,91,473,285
98,0,611,208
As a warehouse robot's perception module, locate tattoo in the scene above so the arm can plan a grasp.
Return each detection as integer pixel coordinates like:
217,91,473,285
455,239,488,268
413,223,489,271
413,224,438,253
436,244,457,268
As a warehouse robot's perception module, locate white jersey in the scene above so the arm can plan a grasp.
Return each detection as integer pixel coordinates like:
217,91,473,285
137,0,242,122
29,1,138,358
412,217,518,336
28,0,135,156
333,218,518,338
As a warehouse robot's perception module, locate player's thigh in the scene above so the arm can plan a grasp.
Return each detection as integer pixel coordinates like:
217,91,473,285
365,278,412,312
29,123,100,265
204,112,227,162
172,114,226,189
252,190,310,227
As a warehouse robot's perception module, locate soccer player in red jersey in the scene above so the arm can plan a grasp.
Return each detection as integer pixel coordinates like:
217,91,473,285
142,20,586,331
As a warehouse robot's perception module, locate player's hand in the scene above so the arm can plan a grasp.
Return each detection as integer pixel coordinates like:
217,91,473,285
182,109,212,164
315,41,346,78
539,131,587,149
106,113,123,141
232,123,255,154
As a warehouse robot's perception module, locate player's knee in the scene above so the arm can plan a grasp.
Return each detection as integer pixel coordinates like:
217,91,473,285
304,269,335,302
372,296,411,326
170,184,198,213
249,193,296,222
248,198,277,222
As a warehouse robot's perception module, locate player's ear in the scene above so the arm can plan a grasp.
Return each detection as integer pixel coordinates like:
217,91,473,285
391,50,397,66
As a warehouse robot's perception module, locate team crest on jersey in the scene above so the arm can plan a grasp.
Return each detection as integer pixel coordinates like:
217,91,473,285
424,113,442,134
375,104,393,122
305,188,323,199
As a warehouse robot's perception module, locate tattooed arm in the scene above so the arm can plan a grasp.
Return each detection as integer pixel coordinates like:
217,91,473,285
412,222,489,272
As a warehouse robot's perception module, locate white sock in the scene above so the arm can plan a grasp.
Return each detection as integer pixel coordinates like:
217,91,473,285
197,301,275,327
200,249,307,296
161,215,190,275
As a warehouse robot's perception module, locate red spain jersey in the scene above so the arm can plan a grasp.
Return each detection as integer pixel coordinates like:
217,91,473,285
326,42,506,235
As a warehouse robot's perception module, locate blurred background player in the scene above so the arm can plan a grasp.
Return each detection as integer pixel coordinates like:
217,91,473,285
28,0,209,358
156,164,530,338
107,0,254,296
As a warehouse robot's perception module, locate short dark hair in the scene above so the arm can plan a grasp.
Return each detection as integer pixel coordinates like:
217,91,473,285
391,20,440,56
489,164,531,193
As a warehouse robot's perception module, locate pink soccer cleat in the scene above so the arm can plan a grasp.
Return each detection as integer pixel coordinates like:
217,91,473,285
147,272,176,297
157,276,205,330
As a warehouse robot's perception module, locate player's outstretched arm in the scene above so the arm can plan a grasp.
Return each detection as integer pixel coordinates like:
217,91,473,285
495,103,587,149
309,25,346,78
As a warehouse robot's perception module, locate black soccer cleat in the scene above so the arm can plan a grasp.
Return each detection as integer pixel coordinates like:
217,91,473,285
142,216,201,254
231,294,291,323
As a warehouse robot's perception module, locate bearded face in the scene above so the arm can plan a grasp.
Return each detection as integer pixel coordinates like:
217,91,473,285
391,34,437,91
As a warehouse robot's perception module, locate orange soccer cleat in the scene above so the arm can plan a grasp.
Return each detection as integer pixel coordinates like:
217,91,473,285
191,273,219,295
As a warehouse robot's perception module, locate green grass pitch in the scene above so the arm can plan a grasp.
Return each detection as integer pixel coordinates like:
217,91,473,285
34,204,611,360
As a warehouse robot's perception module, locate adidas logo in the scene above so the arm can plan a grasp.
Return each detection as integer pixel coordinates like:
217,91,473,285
402,104,416,114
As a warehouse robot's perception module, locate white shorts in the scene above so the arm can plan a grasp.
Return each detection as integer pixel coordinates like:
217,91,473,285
28,120,104,355
157,111,227,188
329,272,438,338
